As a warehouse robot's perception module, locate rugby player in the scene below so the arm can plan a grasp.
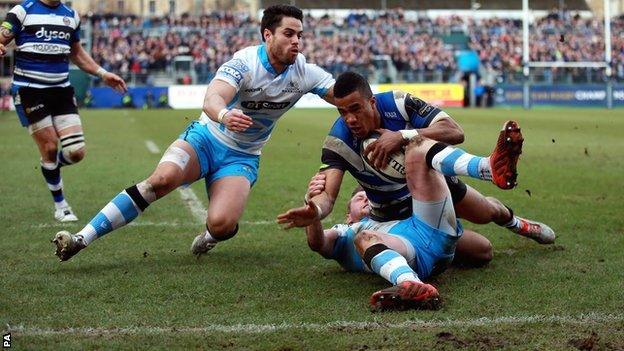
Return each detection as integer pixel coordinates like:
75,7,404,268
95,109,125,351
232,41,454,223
51,4,336,261
278,71,554,268
279,121,526,310
0,0,127,222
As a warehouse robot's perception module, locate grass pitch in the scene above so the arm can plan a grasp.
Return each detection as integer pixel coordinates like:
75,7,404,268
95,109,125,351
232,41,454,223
1,107,623,350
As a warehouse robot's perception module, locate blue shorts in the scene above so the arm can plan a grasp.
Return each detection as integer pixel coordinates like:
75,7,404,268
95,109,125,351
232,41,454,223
389,215,463,279
179,121,260,187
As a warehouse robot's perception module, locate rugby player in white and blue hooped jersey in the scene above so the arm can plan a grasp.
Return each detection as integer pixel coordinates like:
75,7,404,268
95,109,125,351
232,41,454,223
51,4,336,261
0,0,127,222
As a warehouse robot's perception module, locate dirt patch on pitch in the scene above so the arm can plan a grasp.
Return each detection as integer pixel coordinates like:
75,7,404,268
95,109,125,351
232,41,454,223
435,331,508,350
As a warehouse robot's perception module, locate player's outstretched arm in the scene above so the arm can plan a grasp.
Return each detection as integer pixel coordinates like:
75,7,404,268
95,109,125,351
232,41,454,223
277,168,344,228
203,79,253,132
69,42,127,93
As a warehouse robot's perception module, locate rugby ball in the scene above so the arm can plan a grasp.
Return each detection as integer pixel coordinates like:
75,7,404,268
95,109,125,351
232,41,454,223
360,134,406,182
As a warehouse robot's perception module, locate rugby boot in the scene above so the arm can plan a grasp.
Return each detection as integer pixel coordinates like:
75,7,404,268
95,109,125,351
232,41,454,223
370,281,441,311
52,231,86,261
489,120,524,189
511,217,556,244
190,232,217,258
54,206,78,222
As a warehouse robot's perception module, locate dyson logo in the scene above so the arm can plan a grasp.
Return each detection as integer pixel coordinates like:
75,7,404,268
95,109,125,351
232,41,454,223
35,27,71,41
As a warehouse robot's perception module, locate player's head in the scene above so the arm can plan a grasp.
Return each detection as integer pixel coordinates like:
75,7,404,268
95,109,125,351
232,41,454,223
261,5,303,66
334,72,378,139
346,186,370,224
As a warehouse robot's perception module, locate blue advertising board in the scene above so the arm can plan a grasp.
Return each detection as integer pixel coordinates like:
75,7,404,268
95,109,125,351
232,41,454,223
495,84,624,107
88,87,169,108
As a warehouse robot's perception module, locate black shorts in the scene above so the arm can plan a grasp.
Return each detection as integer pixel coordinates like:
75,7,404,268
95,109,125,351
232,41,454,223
445,175,468,204
368,176,468,222
13,86,78,127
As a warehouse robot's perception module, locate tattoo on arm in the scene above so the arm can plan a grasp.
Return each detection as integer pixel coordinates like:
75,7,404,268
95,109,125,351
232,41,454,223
1,27,14,39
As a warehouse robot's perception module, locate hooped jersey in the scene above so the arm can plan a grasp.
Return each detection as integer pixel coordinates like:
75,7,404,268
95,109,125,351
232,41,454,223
199,44,335,155
3,0,81,88
321,91,443,221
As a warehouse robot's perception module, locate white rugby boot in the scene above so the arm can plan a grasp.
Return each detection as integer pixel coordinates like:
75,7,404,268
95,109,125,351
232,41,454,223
54,206,78,222
190,232,217,258
510,217,556,244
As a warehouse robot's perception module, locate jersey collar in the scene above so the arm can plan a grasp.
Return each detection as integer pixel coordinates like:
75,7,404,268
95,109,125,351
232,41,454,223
258,44,290,76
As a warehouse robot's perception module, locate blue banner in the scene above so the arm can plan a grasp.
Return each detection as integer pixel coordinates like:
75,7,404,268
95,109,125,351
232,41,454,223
88,87,169,108
495,84,624,107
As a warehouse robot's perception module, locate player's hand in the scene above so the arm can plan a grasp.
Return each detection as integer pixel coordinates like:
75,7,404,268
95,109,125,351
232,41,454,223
0,44,7,56
277,202,320,230
364,128,404,170
222,108,253,132
102,72,128,94
307,173,326,199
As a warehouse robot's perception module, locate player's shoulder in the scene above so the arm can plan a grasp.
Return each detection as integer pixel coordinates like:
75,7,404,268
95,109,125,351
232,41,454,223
232,45,259,60
374,90,409,122
327,117,352,141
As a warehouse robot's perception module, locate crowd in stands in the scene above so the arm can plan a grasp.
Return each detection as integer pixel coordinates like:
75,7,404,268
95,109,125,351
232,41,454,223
0,6,619,85
86,9,624,85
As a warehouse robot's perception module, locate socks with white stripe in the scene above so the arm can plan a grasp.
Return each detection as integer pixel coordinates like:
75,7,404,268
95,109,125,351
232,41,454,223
363,244,421,285
40,160,68,210
77,182,156,245
425,142,491,180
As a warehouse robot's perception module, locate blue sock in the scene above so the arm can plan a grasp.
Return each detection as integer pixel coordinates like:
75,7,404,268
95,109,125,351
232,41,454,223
40,160,68,209
77,184,152,245
425,142,490,180
363,244,420,285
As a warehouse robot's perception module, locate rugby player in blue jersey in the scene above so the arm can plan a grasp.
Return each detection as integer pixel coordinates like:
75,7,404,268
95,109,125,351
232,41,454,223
51,5,337,261
0,0,127,222
277,72,555,309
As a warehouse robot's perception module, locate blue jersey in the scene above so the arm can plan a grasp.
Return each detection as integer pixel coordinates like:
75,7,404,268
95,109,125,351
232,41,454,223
321,91,443,221
3,0,81,88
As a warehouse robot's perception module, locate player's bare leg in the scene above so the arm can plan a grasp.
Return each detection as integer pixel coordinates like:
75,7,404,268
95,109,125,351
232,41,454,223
456,186,555,244
53,140,200,261
191,176,251,257
452,229,493,267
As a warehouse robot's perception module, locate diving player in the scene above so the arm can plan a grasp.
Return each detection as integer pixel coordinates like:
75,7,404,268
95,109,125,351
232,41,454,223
279,119,527,310
0,0,127,222
51,4,335,261
278,72,554,263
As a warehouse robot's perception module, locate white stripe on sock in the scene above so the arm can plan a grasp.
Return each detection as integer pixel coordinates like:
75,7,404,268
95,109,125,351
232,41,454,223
453,153,473,175
430,147,455,171
78,224,98,245
379,255,409,281
100,202,127,230
396,272,421,284
479,158,492,180
47,179,63,192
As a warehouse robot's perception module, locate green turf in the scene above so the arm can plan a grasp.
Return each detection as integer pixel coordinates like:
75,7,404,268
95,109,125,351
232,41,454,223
1,107,623,350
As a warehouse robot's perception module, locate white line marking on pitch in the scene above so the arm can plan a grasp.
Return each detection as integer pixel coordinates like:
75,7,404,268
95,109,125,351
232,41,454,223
32,220,276,229
8,313,624,336
177,187,207,223
144,140,161,154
